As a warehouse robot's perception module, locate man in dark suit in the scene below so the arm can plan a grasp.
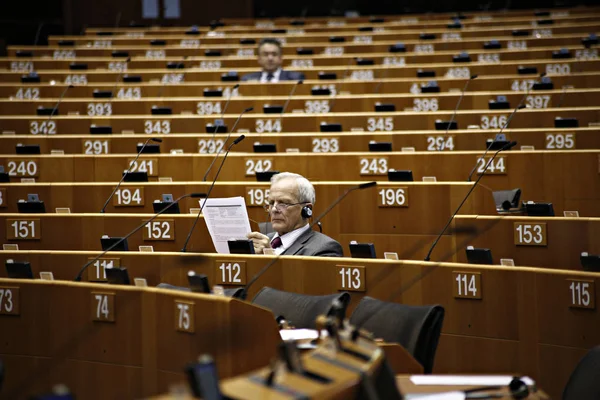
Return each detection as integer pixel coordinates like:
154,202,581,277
246,172,343,257
240,38,306,82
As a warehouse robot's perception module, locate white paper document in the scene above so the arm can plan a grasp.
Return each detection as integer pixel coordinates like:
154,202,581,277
200,197,252,254
404,391,465,400
410,375,535,387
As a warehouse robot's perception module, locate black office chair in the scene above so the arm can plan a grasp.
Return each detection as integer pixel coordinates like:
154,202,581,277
563,346,600,400
156,283,243,298
251,287,351,329
349,296,445,373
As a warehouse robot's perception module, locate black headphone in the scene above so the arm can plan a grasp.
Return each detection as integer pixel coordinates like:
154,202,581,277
301,205,313,219
464,377,530,399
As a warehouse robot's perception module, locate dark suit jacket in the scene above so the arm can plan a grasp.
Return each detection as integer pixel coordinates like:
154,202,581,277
241,70,306,82
268,228,343,257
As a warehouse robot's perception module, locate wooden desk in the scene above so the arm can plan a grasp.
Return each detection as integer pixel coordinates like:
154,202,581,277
453,215,600,270
2,89,597,116
0,278,280,400
0,253,595,399
0,150,597,216
2,73,599,99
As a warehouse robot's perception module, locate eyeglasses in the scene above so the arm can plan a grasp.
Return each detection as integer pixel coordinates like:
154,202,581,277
263,201,307,213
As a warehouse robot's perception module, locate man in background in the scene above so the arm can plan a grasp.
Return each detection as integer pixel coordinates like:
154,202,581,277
241,38,305,82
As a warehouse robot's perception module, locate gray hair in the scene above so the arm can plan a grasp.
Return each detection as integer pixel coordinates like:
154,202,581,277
271,172,316,204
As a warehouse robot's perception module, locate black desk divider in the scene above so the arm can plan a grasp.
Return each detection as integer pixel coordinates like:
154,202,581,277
17,198,46,213
203,89,223,97
21,74,41,83
271,29,287,34
417,70,436,78
205,124,227,133
370,17,385,23
58,40,75,46
123,75,142,83
253,143,277,153
534,11,550,16
90,125,113,134
485,139,511,150
263,105,284,114
483,40,502,50
419,33,436,40
356,58,375,66
554,117,578,128
466,247,494,265
150,39,166,46
453,52,471,63
205,50,221,57
96,31,114,36
435,121,458,130
552,49,572,59
388,170,414,182
296,48,314,55
489,96,511,110
111,51,129,58
240,38,256,44
221,72,240,82
368,142,392,152
151,106,172,115
93,90,113,98
185,29,201,35
537,19,554,25
582,34,598,47
137,144,160,154
101,237,129,252
311,87,332,95
122,171,148,182
524,202,555,216
447,22,463,29
167,62,186,69
512,30,529,37
5,261,34,279
36,107,55,116
320,123,342,132
152,201,180,214
421,84,440,93
0,167,9,183
329,36,345,43
358,26,374,32
389,43,406,53
318,72,337,80
349,242,377,259
16,144,41,155
188,272,211,293
106,267,131,285
518,66,538,75
16,51,33,57
227,239,255,254
290,20,306,25
69,63,88,70
581,253,600,272
256,171,279,182
375,103,395,112
533,78,554,90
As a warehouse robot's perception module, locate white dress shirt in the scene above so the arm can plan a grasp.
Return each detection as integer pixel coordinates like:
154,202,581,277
260,68,282,83
270,224,311,255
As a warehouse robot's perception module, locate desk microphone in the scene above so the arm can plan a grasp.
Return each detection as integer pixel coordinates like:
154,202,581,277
75,192,206,281
424,139,517,262
46,84,74,127
239,181,377,301
109,56,131,100
212,83,241,142
100,137,162,213
467,102,526,182
444,74,478,134
203,106,253,182
181,134,247,252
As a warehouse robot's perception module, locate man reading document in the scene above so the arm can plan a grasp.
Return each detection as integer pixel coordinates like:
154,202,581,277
246,172,343,257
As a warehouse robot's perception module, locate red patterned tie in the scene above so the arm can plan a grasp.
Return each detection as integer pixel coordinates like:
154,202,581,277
271,236,283,249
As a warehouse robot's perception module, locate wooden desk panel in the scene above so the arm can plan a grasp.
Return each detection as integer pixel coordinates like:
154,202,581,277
2,107,598,134
2,73,600,100
2,58,600,84
453,216,600,269
3,89,598,116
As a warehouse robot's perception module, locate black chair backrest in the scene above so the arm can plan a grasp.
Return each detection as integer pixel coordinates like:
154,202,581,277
563,345,600,400
349,296,444,373
251,287,351,329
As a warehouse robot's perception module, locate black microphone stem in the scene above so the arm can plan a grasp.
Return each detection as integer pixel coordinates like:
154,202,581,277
445,75,478,135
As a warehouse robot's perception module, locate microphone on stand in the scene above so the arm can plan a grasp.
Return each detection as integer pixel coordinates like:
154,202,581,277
203,106,253,182
212,83,241,142
100,137,162,213
423,140,517,262
75,192,206,281
467,103,526,182
45,84,74,130
444,74,478,134
276,80,303,130
181,134,247,252
239,181,377,301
